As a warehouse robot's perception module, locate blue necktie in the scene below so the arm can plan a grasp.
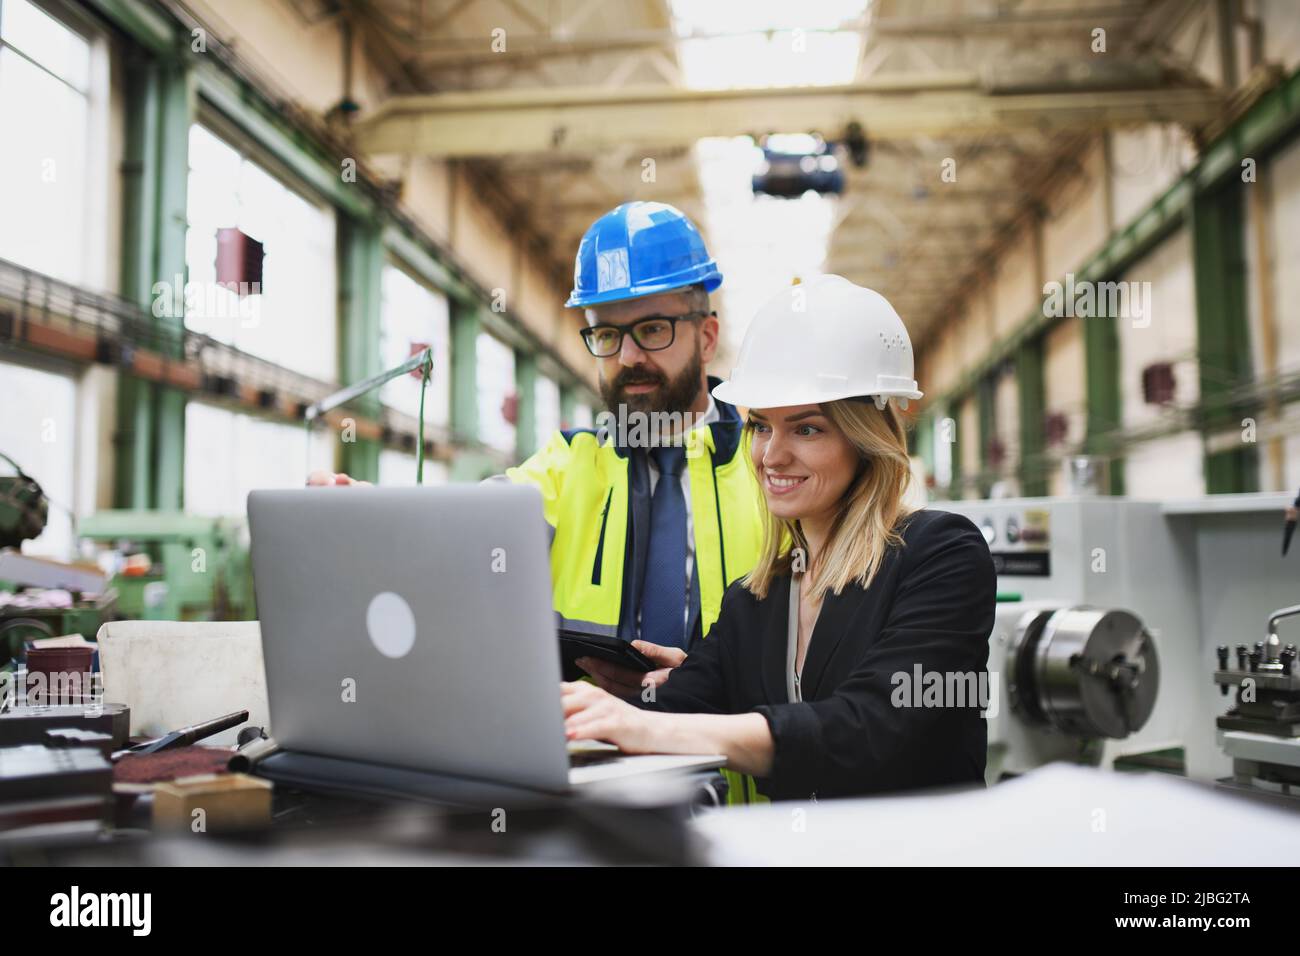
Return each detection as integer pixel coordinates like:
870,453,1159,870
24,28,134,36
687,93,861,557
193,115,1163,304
640,445,688,649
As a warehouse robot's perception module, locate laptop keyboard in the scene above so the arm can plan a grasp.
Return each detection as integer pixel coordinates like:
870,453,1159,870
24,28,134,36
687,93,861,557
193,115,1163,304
567,739,622,767
568,749,623,768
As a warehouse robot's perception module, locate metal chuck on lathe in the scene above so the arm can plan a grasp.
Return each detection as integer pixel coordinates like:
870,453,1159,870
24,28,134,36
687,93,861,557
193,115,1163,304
1007,606,1160,740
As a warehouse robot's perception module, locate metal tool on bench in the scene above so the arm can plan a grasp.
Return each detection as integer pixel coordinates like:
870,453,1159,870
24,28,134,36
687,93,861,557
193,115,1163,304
1212,604,1300,799
119,709,250,757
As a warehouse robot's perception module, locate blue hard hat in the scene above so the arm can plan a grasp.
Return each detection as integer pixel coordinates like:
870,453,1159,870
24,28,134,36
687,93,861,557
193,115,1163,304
566,201,723,308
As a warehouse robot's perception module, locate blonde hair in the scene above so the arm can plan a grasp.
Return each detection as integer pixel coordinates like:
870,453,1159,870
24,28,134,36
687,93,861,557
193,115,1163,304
742,398,916,602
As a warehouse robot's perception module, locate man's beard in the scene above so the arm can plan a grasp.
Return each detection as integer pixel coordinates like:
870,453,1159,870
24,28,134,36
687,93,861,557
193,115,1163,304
599,345,704,418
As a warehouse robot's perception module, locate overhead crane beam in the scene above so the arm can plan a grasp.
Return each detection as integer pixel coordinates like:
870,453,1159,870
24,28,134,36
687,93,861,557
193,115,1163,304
355,79,1223,158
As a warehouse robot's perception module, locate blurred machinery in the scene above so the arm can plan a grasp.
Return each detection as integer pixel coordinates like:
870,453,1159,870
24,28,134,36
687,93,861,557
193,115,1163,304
939,490,1299,785
77,512,254,622
1211,605,1300,799
0,452,115,662
937,496,1206,782
1,451,253,670
0,452,47,550
0,551,114,663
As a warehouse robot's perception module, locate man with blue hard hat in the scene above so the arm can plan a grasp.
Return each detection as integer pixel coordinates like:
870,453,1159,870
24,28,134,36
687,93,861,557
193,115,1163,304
309,201,767,802
507,203,764,766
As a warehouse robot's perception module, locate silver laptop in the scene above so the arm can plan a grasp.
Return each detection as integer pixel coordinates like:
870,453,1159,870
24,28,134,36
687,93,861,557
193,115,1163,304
247,483,722,794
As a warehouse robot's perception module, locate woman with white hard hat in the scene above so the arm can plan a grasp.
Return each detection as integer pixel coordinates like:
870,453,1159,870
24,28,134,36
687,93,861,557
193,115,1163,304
562,275,995,801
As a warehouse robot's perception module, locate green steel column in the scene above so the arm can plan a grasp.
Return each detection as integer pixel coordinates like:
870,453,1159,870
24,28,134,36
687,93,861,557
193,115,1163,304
559,382,577,431
447,301,495,482
515,350,538,461
948,398,964,500
914,413,935,499
112,382,153,510
115,53,191,510
115,59,159,510
1192,182,1258,493
1083,293,1125,495
449,298,481,444
976,376,996,498
152,59,193,512
1016,338,1048,497
120,61,161,311
337,217,384,482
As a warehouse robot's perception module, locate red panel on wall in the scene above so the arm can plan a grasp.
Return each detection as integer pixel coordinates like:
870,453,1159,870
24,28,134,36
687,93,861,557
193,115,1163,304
215,227,264,294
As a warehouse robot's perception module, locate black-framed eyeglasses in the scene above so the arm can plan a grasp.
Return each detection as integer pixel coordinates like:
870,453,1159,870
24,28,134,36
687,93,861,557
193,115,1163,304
579,311,711,358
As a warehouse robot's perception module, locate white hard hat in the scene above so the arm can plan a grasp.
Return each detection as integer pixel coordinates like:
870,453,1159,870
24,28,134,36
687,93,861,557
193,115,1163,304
712,274,923,410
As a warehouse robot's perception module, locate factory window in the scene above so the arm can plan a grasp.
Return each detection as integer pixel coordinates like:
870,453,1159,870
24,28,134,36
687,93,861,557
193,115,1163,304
535,375,561,450
476,333,516,455
379,263,451,428
0,360,77,559
183,402,333,518
0,0,93,284
185,123,337,382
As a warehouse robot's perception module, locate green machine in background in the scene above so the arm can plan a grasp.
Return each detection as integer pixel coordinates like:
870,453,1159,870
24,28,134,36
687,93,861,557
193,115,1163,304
77,512,255,622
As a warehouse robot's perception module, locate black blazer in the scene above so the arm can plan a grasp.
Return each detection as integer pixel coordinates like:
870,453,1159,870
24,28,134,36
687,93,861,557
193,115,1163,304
638,508,996,801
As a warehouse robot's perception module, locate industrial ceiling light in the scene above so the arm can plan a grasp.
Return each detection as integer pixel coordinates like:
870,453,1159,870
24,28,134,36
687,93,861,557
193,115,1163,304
752,134,844,198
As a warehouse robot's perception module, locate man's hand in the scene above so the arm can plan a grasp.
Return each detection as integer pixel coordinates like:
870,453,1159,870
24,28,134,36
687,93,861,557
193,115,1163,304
561,681,660,752
575,640,687,698
306,470,372,487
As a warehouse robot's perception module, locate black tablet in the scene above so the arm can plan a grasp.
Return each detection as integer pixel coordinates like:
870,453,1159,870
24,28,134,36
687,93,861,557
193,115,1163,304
558,630,655,673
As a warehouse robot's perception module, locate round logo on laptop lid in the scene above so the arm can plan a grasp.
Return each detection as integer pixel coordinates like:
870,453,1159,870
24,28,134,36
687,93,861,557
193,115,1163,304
366,591,417,658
